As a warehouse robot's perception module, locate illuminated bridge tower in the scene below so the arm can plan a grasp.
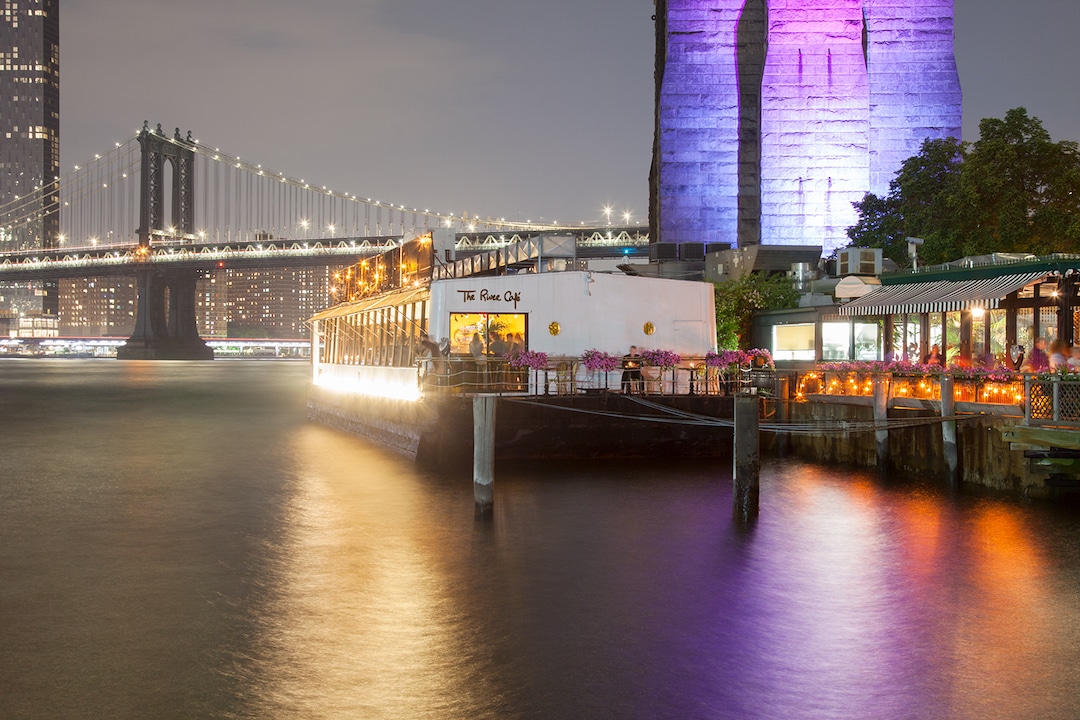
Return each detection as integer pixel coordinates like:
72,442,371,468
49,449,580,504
864,0,962,196
760,0,870,249
117,125,213,360
652,0,961,255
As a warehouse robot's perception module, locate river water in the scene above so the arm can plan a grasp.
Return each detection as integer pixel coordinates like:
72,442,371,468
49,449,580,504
2,360,1080,719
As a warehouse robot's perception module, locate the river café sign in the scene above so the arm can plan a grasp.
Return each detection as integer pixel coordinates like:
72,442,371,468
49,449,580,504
456,288,523,309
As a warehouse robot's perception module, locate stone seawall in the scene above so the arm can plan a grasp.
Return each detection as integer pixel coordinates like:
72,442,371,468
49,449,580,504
762,400,1052,499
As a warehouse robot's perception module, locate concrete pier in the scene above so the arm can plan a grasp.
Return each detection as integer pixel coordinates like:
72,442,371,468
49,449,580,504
473,395,497,515
733,394,760,524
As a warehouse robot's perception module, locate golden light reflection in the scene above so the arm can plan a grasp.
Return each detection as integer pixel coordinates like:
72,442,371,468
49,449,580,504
239,426,491,717
942,503,1057,718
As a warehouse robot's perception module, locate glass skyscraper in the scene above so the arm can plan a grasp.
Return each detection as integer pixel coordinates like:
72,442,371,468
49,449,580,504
0,0,59,315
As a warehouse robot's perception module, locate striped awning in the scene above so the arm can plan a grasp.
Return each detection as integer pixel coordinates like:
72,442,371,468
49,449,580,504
838,271,1049,316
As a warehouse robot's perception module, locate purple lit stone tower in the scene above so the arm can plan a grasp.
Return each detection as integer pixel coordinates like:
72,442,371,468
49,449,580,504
864,0,962,196
651,0,961,253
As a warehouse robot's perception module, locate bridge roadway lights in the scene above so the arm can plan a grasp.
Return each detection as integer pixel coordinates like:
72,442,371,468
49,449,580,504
117,267,214,360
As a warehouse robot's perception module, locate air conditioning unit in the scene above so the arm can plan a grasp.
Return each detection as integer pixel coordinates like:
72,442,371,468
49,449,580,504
837,247,882,276
649,242,678,261
679,242,706,261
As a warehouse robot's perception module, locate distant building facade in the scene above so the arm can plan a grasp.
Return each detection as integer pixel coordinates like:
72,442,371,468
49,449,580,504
57,277,137,336
0,0,59,314
57,266,339,339
215,266,338,339
651,0,962,255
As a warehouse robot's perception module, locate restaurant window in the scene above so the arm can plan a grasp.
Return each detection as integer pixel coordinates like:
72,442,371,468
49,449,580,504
891,315,921,361
772,323,814,361
1017,309,1035,349
945,312,962,363
989,309,1008,363
449,313,527,356
854,321,880,360
971,309,987,360
928,315,944,357
1039,306,1058,342
822,321,851,360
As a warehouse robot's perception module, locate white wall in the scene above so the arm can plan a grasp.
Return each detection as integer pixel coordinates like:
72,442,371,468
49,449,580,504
428,271,716,357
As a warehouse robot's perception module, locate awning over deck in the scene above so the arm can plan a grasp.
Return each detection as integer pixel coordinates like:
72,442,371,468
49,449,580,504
308,286,430,323
838,271,1049,316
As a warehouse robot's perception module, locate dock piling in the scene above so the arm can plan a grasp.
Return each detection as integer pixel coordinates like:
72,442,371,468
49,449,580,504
940,374,958,489
733,393,760,524
473,395,496,514
873,374,890,475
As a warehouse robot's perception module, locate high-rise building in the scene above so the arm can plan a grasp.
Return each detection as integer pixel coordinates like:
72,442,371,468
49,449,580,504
57,277,136,336
0,0,59,315
652,0,962,254
217,266,337,339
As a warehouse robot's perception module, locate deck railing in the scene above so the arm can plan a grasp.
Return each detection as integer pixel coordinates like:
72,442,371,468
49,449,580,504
797,367,1080,427
420,356,775,397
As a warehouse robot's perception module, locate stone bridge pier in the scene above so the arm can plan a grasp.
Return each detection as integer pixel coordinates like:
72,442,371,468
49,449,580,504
117,267,213,360
117,124,213,360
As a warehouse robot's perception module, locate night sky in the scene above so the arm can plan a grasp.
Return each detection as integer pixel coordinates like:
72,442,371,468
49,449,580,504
59,0,1080,228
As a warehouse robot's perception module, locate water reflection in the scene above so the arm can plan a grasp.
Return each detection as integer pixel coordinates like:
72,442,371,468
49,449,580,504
233,426,499,719
2,362,1080,719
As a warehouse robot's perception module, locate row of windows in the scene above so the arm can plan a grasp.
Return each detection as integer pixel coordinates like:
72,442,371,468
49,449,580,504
0,62,47,71
5,129,54,139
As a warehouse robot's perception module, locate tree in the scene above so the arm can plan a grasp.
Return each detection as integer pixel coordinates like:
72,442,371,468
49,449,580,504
847,108,1080,265
847,136,965,266
713,272,798,349
958,108,1080,254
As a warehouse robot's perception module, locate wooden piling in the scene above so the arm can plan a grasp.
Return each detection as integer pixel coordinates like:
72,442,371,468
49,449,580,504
873,374,890,475
775,374,790,457
473,395,496,513
733,394,760,524
939,374,958,489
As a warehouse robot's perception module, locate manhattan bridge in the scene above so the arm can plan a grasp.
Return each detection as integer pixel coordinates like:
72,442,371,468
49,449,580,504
0,123,647,358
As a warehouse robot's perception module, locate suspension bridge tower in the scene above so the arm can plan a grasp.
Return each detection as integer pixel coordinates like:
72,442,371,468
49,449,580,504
117,124,213,360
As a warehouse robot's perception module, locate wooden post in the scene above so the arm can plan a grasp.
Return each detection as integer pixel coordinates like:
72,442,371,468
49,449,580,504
775,374,790,456
939,374,958,489
733,394,760,524
873,373,890,475
473,395,496,514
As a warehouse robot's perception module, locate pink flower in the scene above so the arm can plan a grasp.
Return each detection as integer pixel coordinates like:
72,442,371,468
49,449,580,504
506,350,548,371
641,349,682,369
580,349,621,372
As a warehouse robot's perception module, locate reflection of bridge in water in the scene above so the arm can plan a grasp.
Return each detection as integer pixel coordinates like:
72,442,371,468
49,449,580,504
0,123,647,358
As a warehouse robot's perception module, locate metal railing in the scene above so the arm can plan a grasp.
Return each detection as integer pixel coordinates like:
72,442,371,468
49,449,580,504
797,368,1080,427
421,357,775,398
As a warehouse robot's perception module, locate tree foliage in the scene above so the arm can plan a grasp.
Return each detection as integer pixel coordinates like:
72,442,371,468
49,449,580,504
713,272,799,350
847,108,1080,265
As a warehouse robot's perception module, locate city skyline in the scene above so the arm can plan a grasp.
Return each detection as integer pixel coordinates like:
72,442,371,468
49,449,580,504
59,0,1080,233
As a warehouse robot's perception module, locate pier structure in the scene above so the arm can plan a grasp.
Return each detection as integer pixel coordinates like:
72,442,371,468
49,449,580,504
784,365,1080,499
